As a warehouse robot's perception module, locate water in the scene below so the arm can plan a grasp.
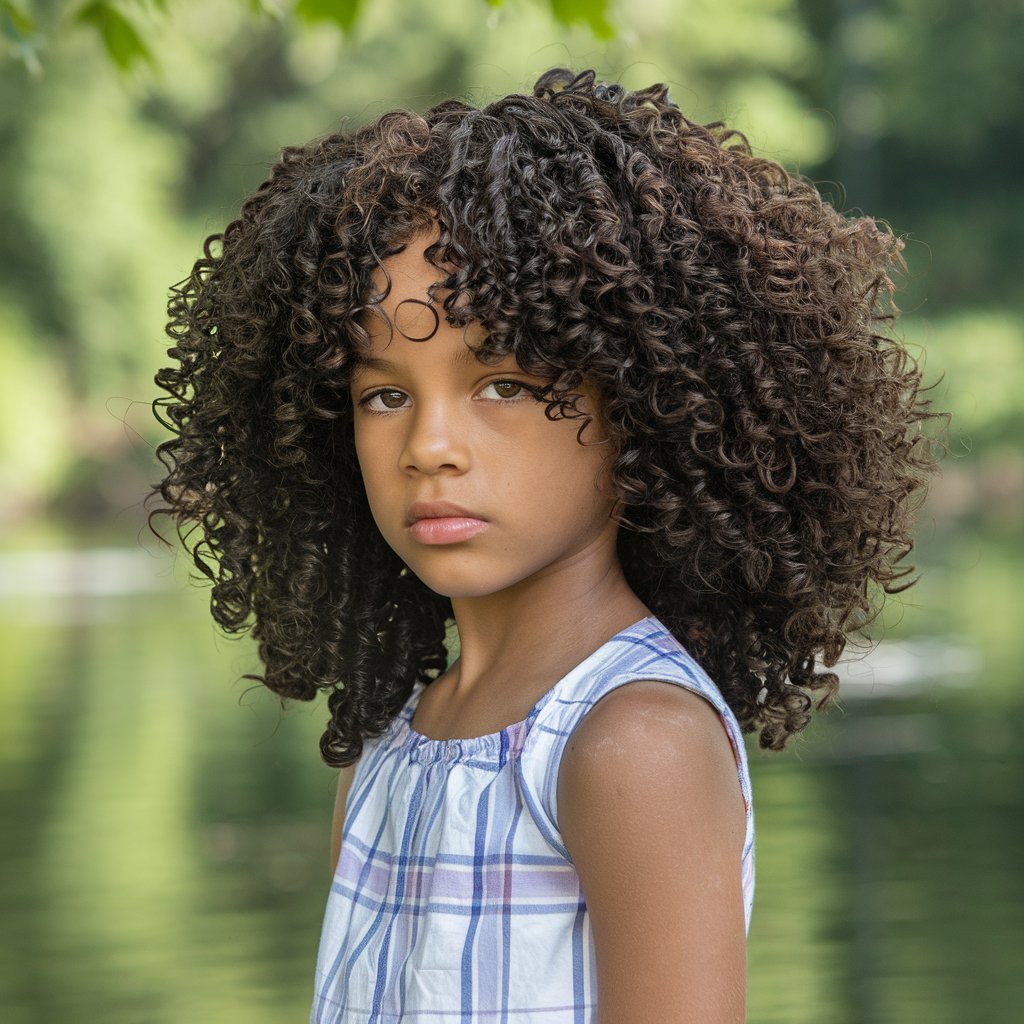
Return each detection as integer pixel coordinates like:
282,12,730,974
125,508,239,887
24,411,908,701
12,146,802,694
0,543,1020,1022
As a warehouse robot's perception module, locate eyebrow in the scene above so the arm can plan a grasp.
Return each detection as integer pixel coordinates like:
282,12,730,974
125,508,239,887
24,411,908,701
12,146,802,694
349,344,498,374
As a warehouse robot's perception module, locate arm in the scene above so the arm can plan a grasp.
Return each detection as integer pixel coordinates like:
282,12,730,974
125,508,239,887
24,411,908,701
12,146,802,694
556,680,748,1024
330,759,360,875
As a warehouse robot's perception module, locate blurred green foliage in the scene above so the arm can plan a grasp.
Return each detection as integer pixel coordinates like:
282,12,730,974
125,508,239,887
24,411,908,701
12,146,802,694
0,6,1021,1020
1,0,617,73
0,0,1018,535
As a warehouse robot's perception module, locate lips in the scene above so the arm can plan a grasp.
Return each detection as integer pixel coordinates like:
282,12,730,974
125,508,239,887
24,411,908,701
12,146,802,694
406,500,487,527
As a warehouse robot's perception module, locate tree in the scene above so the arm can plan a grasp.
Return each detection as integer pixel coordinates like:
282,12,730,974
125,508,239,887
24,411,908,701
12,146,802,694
2,0,615,76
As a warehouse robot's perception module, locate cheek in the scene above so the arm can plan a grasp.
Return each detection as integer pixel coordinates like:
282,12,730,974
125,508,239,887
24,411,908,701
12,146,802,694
517,425,613,513
352,424,391,510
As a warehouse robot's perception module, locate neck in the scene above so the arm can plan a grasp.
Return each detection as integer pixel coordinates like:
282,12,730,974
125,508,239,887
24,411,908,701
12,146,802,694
444,529,650,703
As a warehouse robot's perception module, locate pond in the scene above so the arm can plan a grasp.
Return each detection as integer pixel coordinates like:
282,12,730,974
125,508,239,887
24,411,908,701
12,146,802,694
0,527,1020,1023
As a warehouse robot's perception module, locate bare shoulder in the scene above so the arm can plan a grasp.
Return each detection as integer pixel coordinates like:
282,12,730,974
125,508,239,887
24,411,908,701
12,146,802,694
556,680,747,1024
559,679,745,830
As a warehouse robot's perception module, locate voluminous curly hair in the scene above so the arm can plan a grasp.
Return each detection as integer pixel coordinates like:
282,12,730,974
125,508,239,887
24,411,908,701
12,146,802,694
150,67,944,767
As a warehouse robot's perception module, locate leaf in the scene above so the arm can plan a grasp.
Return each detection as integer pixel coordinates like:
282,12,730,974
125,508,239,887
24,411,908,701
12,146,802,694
249,0,285,18
2,0,45,75
548,0,614,40
119,0,169,12
74,1,155,72
294,0,362,33
1,0,33,37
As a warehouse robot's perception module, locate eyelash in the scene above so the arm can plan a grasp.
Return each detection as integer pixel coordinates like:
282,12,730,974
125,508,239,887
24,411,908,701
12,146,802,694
357,380,540,416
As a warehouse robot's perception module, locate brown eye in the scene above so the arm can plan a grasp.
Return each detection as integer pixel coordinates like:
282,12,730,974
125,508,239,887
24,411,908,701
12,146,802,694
360,389,409,413
481,380,533,402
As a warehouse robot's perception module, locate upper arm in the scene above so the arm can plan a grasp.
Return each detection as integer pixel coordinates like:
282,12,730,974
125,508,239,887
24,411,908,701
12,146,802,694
330,759,360,875
556,680,747,1024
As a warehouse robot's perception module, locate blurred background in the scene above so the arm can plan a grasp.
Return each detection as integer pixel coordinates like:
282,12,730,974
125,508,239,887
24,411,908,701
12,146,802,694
0,0,1020,1021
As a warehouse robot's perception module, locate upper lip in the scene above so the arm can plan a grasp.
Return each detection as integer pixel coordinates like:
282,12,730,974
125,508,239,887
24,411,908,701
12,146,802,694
406,500,487,526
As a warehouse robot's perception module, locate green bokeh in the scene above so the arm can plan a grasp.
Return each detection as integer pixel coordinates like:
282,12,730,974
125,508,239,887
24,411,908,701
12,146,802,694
1,0,1021,1020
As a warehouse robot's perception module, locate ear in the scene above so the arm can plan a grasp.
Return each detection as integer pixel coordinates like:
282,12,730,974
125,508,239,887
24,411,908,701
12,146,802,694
593,449,624,516
575,381,615,444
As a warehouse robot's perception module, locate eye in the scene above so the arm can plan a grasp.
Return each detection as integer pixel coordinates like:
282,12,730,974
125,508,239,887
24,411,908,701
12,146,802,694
359,389,409,413
356,379,539,416
480,379,532,402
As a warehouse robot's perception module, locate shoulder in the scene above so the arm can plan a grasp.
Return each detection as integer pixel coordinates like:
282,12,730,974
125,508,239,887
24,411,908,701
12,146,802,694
555,679,748,1020
558,679,745,832
556,678,746,835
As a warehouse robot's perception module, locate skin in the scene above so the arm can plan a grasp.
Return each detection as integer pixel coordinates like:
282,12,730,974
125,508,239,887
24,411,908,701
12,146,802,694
557,681,748,1024
349,227,649,731
332,225,748,1022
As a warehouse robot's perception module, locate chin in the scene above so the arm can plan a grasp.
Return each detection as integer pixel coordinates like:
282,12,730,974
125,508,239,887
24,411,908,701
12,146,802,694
407,573,507,601
399,555,535,601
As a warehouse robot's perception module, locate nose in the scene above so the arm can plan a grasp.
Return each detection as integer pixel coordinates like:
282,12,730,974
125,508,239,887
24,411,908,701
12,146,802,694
399,396,468,475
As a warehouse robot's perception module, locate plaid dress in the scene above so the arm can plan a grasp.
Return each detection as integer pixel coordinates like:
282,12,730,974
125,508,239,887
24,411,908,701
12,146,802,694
310,615,756,1023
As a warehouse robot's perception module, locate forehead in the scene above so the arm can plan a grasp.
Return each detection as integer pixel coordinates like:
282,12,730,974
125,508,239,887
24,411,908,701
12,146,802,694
353,228,495,367
364,228,468,329
349,338,500,376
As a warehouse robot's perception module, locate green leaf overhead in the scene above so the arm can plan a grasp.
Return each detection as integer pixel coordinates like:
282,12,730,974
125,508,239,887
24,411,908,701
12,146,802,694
549,0,614,39
294,0,363,33
74,0,155,71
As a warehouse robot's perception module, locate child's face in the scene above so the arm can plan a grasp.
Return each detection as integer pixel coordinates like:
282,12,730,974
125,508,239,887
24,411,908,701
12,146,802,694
349,228,621,600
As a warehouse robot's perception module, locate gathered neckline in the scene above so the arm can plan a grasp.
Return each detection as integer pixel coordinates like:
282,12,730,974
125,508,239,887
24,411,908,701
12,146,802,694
387,615,661,765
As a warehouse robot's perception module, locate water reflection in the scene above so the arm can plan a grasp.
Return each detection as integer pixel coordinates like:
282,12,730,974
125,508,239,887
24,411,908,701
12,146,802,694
0,547,1020,1023
749,691,1023,1023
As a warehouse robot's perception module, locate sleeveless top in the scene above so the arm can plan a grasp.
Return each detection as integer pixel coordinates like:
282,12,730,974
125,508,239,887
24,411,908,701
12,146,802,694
310,614,756,1023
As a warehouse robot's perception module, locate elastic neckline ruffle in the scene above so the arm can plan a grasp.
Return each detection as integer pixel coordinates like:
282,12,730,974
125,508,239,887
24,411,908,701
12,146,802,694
385,615,661,766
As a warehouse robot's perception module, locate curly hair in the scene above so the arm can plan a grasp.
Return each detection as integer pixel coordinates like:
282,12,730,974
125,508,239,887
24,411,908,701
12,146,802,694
150,67,945,767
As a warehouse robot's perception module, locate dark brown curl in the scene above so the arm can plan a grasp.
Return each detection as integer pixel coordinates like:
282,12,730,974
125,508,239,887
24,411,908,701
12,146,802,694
150,68,946,766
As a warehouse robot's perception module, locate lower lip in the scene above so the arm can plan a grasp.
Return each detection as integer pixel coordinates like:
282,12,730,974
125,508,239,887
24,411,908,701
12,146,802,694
409,517,490,544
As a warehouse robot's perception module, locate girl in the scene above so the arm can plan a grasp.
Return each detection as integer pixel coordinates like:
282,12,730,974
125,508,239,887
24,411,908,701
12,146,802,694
152,68,942,1023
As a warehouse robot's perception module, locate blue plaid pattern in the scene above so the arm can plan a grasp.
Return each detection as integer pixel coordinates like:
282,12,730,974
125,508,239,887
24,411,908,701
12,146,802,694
311,615,755,1022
